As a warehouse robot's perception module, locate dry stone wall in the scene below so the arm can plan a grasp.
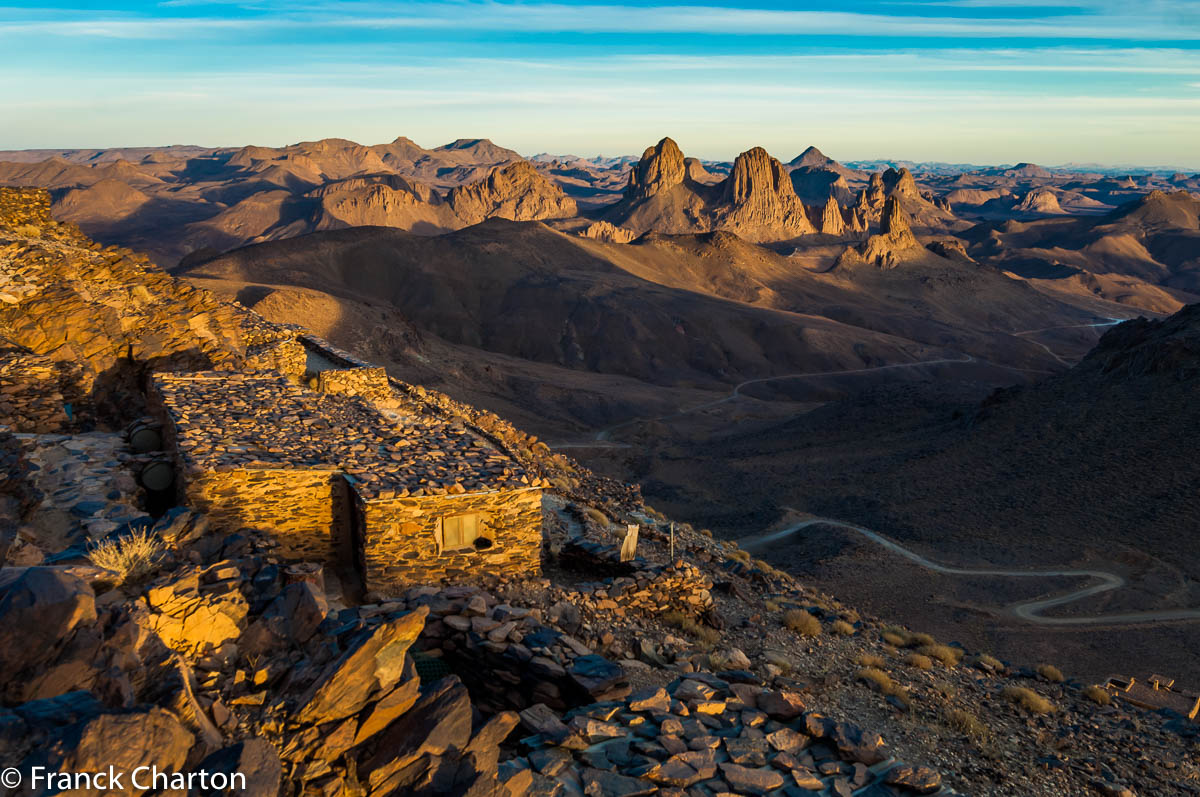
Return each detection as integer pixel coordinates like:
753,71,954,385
0,188,298,426
361,488,543,593
182,468,345,563
0,345,72,433
316,366,391,402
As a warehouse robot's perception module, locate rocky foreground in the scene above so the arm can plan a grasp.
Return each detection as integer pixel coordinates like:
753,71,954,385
1,189,1198,797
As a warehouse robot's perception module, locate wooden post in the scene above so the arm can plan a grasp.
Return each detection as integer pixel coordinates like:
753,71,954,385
620,524,639,562
669,522,675,561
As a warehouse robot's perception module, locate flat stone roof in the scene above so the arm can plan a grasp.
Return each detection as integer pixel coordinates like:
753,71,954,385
151,371,539,500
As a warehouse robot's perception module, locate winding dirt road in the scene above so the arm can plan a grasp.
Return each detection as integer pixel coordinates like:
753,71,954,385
553,355,978,449
744,517,1200,627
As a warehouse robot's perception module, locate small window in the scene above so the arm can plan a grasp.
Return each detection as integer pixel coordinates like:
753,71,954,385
439,513,490,552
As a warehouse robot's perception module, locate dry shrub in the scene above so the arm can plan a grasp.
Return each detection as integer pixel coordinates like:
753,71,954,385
857,667,895,693
907,632,937,648
662,610,720,650
729,548,751,564
857,667,911,707
1002,686,1055,715
881,630,909,647
856,653,886,668
764,600,781,612
976,653,1004,672
903,653,933,670
783,609,822,637
1037,664,1065,683
945,708,991,742
1083,685,1112,706
88,529,164,585
583,507,609,527
933,681,958,699
919,644,964,667
831,620,856,636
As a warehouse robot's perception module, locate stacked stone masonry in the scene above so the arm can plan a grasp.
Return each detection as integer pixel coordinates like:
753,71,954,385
0,188,299,424
361,489,543,592
316,367,392,403
0,343,72,433
149,370,547,591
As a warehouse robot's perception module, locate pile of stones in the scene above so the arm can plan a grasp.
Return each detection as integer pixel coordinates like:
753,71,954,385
382,584,631,714
504,675,957,796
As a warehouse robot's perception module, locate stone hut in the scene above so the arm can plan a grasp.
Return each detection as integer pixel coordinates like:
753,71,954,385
148,371,544,594
1105,674,1200,720
298,334,393,403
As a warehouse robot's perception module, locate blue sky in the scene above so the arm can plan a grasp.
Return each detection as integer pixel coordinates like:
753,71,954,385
1,1,1199,166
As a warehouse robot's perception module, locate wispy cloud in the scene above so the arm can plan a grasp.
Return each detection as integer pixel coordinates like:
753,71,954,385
4,2,1199,40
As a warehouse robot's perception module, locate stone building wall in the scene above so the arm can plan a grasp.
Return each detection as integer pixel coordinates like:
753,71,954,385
243,337,307,381
361,487,543,593
184,467,347,562
316,367,391,402
0,348,71,433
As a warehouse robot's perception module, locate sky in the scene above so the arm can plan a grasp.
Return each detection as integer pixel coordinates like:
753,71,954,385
1,1,1199,167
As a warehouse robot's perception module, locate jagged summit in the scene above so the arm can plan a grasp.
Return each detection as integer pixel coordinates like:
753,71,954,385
713,147,816,241
625,136,688,200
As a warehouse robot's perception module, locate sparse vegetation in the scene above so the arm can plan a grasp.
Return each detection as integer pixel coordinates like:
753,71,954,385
661,610,721,649
831,619,856,636
728,548,751,563
857,666,895,693
856,653,887,668
1083,685,1113,706
87,529,164,584
783,609,822,637
1037,664,1065,683
919,643,964,667
907,632,937,648
583,506,609,527
881,628,908,647
903,652,933,670
856,667,911,707
1002,685,1055,715
975,653,1004,672
945,708,992,742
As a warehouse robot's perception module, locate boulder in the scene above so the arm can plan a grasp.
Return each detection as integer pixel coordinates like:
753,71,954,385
0,567,96,674
196,738,282,797
26,707,194,797
295,607,426,724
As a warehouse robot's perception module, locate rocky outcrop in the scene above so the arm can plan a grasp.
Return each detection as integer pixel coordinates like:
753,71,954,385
446,160,577,225
882,166,920,199
1015,188,1065,215
838,196,925,269
625,137,687,201
581,220,636,243
818,196,846,236
714,147,815,241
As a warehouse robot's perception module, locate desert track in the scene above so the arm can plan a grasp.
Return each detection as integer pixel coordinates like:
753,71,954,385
552,354,978,449
744,517,1200,627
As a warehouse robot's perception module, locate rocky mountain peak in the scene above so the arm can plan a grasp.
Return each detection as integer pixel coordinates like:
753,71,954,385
819,195,846,235
714,147,815,241
882,167,919,199
880,196,912,236
789,145,834,169
625,137,687,200
723,147,795,205
447,160,577,225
